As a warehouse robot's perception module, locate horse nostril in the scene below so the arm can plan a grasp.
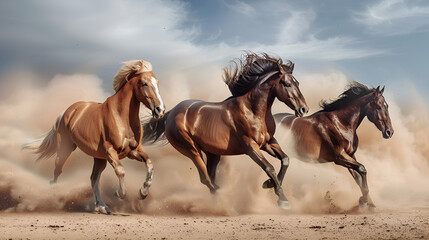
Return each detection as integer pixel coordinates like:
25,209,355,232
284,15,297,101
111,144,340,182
386,129,392,137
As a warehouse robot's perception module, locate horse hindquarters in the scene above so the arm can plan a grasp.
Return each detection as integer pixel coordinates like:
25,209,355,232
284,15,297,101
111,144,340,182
51,116,77,183
164,110,218,193
30,114,76,183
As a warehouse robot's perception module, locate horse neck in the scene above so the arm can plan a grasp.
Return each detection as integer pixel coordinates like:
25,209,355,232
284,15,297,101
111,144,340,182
333,94,371,132
108,82,141,121
243,85,275,118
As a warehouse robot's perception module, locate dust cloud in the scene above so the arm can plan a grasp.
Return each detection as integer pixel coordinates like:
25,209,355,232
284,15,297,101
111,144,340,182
0,68,428,215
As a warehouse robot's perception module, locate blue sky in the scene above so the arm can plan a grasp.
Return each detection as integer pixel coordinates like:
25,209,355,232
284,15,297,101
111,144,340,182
0,0,428,102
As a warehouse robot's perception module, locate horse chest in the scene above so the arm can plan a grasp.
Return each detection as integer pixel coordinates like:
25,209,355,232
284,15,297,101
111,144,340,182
109,127,139,152
251,122,269,146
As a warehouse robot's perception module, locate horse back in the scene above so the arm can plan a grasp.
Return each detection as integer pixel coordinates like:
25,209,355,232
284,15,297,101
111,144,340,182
61,101,105,157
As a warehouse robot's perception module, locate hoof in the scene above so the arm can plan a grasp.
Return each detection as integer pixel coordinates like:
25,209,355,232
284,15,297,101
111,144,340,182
95,205,111,215
359,197,368,208
368,204,376,212
49,179,56,185
114,190,126,199
262,179,274,189
277,200,291,210
138,188,148,200
210,188,217,195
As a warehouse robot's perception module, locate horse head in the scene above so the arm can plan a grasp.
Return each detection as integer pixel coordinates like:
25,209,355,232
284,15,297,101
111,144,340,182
116,60,165,119
366,86,394,139
272,61,308,117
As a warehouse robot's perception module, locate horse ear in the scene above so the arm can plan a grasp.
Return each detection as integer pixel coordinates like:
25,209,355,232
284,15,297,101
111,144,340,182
380,85,385,95
285,61,294,73
278,63,286,75
374,86,381,99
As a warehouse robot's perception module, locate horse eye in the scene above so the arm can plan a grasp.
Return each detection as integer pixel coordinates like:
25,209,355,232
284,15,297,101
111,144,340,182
283,82,291,87
142,82,148,87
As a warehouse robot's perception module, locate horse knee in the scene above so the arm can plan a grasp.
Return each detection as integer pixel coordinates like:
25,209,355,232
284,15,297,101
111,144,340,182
115,165,125,178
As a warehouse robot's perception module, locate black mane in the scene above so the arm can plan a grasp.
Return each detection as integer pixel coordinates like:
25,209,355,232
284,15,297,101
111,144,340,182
223,52,293,96
320,81,375,111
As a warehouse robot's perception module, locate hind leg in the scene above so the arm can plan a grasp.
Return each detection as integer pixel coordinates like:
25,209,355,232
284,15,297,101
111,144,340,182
206,152,221,190
169,136,218,194
91,158,111,214
335,152,375,211
51,137,76,184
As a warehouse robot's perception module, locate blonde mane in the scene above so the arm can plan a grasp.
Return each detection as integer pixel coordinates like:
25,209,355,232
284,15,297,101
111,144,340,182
113,60,153,92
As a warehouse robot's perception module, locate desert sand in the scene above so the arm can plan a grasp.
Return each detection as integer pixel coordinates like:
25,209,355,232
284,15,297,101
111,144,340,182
1,209,429,240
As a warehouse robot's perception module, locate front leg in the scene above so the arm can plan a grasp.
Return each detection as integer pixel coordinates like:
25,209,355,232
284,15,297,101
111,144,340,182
245,140,290,209
261,138,289,189
128,145,154,200
335,151,375,210
104,143,126,199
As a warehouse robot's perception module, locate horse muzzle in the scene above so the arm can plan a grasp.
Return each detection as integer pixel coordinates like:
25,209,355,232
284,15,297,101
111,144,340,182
152,105,165,119
295,106,308,117
383,128,394,139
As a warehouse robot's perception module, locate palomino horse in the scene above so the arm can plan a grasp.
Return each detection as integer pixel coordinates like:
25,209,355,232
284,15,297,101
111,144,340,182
25,60,165,214
142,53,308,209
268,82,393,210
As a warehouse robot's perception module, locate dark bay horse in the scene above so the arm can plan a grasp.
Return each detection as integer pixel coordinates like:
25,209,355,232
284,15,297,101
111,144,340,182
143,53,308,209
269,82,393,210
25,60,166,214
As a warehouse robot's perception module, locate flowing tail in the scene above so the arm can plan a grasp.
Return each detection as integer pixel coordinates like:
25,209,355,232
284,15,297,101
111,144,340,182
141,111,170,145
22,114,62,162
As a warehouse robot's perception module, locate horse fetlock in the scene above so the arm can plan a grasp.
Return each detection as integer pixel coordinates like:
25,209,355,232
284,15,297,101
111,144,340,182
143,180,152,188
282,156,290,166
138,187,149,200
276,188,287,199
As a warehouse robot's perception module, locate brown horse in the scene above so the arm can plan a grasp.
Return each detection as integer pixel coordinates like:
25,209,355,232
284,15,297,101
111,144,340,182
142,53,308,209
268,82,393,210
24,60,166,214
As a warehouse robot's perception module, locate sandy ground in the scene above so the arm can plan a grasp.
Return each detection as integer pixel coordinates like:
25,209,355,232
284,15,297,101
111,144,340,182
1,209,428,240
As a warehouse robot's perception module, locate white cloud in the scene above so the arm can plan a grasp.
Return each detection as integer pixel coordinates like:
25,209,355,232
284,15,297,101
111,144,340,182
0,0,387,85
277,10,316,44
224,0,256,16
355,0,429,35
